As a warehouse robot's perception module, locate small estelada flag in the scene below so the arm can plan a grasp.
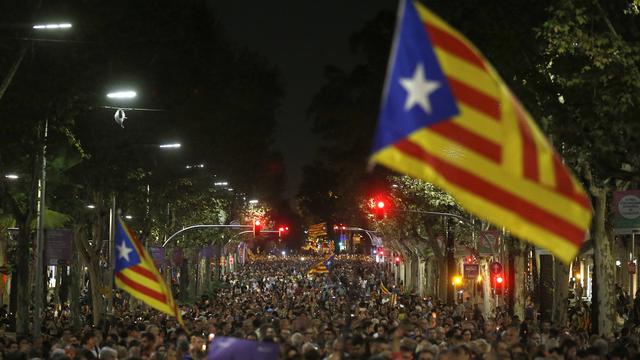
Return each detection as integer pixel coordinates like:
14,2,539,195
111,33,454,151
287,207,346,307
370,0,592,263
114,218,184,327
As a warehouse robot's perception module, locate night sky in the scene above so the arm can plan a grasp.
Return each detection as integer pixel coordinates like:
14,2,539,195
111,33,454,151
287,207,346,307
213,0,397,198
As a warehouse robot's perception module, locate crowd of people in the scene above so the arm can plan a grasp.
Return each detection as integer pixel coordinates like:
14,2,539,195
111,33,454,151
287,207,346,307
0,255,638,360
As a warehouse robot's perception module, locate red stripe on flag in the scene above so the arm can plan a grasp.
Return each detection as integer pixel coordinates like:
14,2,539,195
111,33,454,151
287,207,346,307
430,121,502,163
516,113,539,182
115,272,167,303
129,265,159,282
394,139,586,246
447,77,501,120
552,154,590,209
425,24,487,71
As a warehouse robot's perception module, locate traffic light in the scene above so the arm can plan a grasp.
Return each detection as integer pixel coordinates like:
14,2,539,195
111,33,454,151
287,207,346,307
374,200,387,220
253,219,262,237
377,247,384,256
492,273,505,295
394,256,401,266
278,226,285,238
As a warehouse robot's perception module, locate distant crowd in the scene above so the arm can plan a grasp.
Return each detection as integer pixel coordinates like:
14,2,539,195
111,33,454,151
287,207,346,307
0,255,639,360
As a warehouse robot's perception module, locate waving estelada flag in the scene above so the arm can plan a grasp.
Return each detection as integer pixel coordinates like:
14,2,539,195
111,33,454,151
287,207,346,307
370,0,592,263
115,218,184,327
308,254,335,275
380,281,391,296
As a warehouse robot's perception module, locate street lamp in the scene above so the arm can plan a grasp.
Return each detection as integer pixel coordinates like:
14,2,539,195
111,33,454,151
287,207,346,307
214,181,228,186
4,174,19,180
249,199,259,204
159,143,181,149
33,23,72,30
106,90,137,99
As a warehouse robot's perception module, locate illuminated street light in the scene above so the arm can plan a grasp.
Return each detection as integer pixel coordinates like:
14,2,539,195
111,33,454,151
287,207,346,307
159,143,181,149
4,174,19,180
214,181,228,186
86,205,96,209
452,275,463,286
125,215,133,220
33,23,72,30
249,199,259,204
106,90,137,99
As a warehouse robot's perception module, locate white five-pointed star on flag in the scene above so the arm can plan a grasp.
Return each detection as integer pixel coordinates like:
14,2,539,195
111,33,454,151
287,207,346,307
117,241,133,262
399,63,441,114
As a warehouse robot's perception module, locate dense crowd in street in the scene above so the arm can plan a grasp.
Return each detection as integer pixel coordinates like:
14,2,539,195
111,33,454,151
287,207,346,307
1,255,639,360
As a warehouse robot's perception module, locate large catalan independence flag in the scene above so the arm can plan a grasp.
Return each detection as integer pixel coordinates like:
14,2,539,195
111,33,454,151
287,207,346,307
114,218,184,326
371,0,592,263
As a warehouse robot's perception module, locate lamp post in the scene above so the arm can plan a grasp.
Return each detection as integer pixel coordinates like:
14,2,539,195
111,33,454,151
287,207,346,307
33,119,48,337
0,22,72,103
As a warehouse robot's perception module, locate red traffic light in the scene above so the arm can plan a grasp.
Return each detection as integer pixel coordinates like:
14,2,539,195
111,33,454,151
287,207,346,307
285,226,289,232
278,227,285,232
253,219,262,236
377,248,384,256
394,256,401,265
496,276,504,284
373,198,388,220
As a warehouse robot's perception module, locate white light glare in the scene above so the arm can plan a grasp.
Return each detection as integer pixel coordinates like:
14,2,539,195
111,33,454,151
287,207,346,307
249,199,259,204
125,215,133,220
106,91,137,99
159,143,181,149
33,23,72,30
86,205,96,209
214,181,228,186
4,174,19,180
281,251,286,256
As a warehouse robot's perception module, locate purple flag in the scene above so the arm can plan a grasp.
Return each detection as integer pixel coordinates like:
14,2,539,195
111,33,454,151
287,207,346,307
149,246,166,266
208,336,279,360
46,229,72,265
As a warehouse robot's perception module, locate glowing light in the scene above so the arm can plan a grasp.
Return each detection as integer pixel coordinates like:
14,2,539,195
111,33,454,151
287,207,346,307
86,205,96,209
4,174,19,180
452,275,463,286
125,215,133,220
377,201,385,209
249,199,259,204
106,90,137,99
159,143,181,149
33,23,72,30
496,276,504,284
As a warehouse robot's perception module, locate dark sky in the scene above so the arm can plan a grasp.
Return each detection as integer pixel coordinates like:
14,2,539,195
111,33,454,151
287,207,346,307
213,0,396,198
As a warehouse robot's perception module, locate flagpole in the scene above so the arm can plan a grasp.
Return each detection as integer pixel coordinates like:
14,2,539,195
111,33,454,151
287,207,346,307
106,195,116,315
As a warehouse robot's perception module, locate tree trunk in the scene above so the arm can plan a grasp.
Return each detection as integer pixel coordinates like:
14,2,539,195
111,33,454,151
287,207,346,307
87,256,103,327
438,258,448,301
69,232,82,330
480,258,493,317
179,258,189,301
446,220,455,304
592,187,615,335
552,258,569,327
512,241,526,320
14,220,32,336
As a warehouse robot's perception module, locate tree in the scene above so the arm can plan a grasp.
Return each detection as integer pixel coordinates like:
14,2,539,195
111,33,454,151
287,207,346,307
298,10,395,226
532,0,640,334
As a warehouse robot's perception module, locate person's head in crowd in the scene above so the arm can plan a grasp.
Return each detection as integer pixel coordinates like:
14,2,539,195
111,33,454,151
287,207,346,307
78,349,97,360
82,331,97,350
140,332,156,355
98,346,118,360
